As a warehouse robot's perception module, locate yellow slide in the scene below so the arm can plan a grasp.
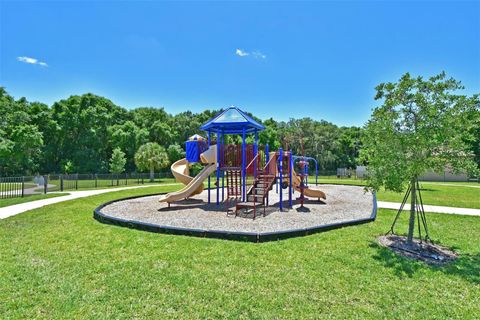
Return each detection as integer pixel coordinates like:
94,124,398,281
160,145,217,204
170,158,204,196
160,164,217,204
291,168,326,200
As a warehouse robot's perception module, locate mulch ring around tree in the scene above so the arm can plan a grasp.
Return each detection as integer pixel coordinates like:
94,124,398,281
377,234,458,265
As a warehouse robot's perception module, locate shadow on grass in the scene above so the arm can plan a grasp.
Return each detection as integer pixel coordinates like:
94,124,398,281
370,242,480,284
418,188,438,192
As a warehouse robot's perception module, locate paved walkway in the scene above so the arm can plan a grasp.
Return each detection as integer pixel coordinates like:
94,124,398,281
0,184,180,220
377,201,480,217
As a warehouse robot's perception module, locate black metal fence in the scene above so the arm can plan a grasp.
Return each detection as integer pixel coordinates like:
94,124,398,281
0,172,173,200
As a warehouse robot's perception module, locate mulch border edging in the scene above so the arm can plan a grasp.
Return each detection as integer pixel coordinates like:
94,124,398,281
93,191,377,243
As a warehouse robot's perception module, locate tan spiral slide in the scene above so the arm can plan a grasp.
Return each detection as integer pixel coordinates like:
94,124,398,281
160,145,217,204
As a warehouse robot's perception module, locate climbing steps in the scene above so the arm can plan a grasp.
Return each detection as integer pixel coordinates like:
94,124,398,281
235,160,277,219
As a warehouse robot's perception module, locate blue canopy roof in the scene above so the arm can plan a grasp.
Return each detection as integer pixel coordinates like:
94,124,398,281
200,106,265,134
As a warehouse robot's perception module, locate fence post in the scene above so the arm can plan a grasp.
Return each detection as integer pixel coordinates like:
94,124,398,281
60,174,64,191
125,173,128,185
44,175,48,194
76,173,78,190
21,176,25,197
95,174,98,188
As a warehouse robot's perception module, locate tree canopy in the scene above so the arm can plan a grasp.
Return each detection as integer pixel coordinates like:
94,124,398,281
361,72,479,193
0,83,478,177
361,72,480,244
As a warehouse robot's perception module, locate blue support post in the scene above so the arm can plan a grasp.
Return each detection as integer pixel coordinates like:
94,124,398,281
289,150,293,208
273,144,277,193
216,130,220,205
279,148,283,211
315,160,318,186
242,128,246,202
254,130,258,178
207,131,211,204
221,133,224,202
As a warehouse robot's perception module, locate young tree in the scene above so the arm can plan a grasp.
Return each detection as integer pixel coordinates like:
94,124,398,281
62,160,74,174
109,147,127,174
361,72,479,244
134,142,169,181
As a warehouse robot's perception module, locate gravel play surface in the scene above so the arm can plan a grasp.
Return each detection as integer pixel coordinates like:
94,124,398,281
99,184,375,234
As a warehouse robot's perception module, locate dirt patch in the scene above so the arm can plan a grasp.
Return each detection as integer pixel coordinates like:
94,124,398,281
377,235,457,265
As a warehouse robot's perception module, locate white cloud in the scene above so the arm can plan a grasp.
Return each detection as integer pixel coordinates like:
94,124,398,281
235,49,249,57
235,49,266,59
17,56,48,67
252,51,266,59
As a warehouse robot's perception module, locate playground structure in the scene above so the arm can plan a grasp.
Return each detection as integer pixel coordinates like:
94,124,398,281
160,106,326,219
98,106,375,241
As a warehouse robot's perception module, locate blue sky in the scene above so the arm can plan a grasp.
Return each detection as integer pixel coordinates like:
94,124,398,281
1,1,479,126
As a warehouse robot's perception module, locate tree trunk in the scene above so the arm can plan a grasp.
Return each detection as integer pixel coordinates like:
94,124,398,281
149,166,154,182
407,177,417,245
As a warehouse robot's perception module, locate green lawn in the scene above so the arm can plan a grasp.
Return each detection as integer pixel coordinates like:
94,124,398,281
0,185,478,318
310,178,480,209
0,193,68,208
378,183,480,209
43,178,177,192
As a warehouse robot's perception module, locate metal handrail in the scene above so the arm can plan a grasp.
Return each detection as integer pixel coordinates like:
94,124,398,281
246,153,260,170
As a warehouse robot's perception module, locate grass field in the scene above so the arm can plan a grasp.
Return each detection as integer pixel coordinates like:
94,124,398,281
378,184,480,209
0,193,68,208
45,178,177,192
0,185,478,318
309,178,480,209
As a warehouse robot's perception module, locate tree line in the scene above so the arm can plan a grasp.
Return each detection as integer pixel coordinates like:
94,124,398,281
1,85,478,177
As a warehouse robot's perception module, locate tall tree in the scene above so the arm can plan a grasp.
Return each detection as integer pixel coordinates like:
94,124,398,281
48,93,128,173
108,121,149,171
151,120,174,147
338,126,362,169
0,88,44,175
361,72,479,244
167,144,185,163
259,118,281,150
134,142,170,181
